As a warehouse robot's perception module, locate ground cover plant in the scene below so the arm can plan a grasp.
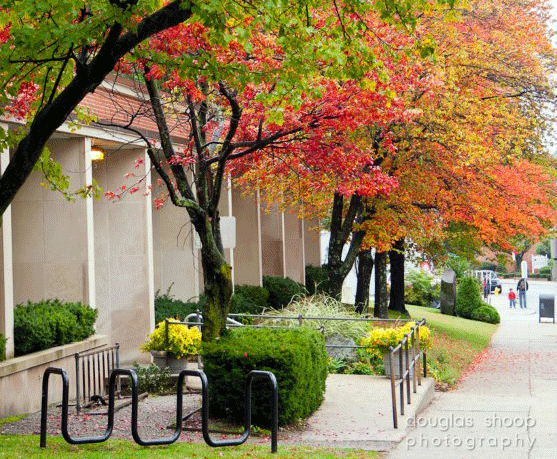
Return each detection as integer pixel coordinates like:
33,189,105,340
407,305,497,389
0,435,381,458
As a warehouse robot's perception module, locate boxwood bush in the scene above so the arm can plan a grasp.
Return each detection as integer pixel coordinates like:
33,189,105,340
471,304,500,324
14,299,97,356
154,289,201,324
230,285,270,315
202,327,328,427
262,275,307,310
455,277,483,319
305,265,329,295
0,333,6,361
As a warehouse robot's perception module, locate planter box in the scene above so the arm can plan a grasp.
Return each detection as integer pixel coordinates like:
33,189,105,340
0,335,109,418
151,351,198,373
384,350,414,379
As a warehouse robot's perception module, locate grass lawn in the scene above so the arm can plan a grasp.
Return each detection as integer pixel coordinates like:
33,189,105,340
0,435,381,458
407,305,497,389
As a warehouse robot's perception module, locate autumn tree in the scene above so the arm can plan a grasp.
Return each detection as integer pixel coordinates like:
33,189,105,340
238,0,557,318
353,0,557,313
0,0,458,221
93,4,449,338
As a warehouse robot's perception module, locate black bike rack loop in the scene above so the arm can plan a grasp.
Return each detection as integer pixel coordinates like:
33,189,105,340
40,367,278,453
40,367,113,447
201,370,278,453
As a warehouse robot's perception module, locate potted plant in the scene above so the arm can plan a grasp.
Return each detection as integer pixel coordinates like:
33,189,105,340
140,319,202,372
359,322,431,378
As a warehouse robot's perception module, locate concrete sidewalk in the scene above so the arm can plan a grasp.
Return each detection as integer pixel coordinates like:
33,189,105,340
386,281,557,458
281,369,435,451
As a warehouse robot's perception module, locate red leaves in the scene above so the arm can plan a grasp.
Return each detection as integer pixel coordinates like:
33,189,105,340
5,81,38,120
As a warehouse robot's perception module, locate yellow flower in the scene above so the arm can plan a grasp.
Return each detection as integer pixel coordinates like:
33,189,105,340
359,322,432,354
140,320,202,359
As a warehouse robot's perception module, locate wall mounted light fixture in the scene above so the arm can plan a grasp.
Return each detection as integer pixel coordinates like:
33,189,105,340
90,146,104,161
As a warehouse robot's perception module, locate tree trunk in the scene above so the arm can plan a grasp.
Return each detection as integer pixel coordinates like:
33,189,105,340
325,192,365,301
389,238,408,315
374,251,388,318
355,248,374,314
191,213,233,341
201,252,233,342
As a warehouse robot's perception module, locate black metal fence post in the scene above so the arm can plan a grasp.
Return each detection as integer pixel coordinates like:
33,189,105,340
389,346,397,429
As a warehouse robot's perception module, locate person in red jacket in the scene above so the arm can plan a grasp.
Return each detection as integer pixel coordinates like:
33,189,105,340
508,288,517,308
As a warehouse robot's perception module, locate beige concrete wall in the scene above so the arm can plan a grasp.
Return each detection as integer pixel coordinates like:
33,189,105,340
92,148,152,364
283,211,304,283
260,205,284,277
304,218,322,268
0,335,108,417
11,138,88,304
232,187,262,286
152,196,200,303
0,135,14,359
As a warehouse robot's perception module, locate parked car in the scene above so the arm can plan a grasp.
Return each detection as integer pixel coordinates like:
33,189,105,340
471,270,503,293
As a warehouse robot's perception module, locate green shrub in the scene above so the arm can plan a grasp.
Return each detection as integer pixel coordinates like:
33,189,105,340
14,299,97,356
405,270,440,306
471,305,501,324
64,302,97,339
262,275,307,310
305,265,329,295
154,288,201,324
0,334,6,362
230,285,270,315
132,363,174,395
202,327,328,427
455,277,483,319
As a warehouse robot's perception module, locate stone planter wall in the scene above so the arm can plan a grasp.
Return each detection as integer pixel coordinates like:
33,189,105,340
0,335,108,418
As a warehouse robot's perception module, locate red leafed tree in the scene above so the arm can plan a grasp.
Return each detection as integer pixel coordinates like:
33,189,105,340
238,0,557,316
96,9,428,338
235,18,428,302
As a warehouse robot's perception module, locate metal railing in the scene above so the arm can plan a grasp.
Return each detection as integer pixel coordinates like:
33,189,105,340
162,313,427,429
75,344,120,413
40,366,278,453
388,318,427,429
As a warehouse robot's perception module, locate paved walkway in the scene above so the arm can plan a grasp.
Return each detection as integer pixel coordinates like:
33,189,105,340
387,280,557,459
281,373,435,451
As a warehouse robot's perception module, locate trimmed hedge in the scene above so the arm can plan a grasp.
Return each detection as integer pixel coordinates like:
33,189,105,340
14,299,97,356
471,305,500,324
0,333,6,362
154,290,201,324
263,275,307,310
202,327,328,427
230,285,270,315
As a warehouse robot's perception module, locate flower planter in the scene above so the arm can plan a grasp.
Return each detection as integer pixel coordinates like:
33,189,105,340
383,350,414,379
151,351,196,373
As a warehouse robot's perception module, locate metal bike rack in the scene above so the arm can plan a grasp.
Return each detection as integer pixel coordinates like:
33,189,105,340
40,367,278,453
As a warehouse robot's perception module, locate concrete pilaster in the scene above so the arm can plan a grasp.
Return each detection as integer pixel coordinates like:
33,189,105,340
0,123,14,359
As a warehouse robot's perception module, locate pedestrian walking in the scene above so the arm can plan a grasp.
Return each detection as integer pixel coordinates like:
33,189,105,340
508,288,517,308
517,277,528,308
483,277,491,300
